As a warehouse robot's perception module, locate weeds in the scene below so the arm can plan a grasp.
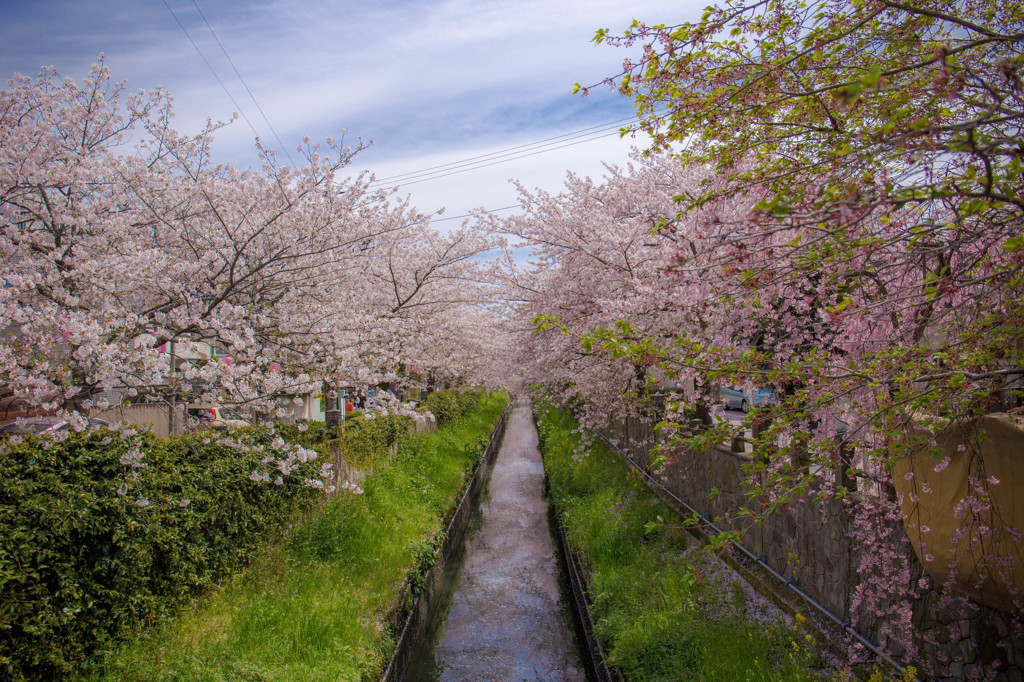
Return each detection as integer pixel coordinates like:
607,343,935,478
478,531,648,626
536,402,839,681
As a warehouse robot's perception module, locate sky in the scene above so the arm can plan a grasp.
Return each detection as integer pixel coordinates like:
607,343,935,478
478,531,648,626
0,0,702,224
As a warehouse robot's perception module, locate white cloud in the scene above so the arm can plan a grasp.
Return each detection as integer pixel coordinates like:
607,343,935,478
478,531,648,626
0,0,697,218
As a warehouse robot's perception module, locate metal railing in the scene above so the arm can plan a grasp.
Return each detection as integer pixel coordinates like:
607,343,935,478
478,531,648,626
593,428,916,679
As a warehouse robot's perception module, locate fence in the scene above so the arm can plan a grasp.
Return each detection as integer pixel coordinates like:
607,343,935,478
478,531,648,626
91,403,175,436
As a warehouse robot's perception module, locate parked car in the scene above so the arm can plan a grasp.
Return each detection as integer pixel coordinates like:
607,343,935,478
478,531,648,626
0,416,112,438
185,405,250,430
721,386,774,413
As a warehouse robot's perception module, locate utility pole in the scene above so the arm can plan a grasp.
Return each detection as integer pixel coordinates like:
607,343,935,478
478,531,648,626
168,339,176,436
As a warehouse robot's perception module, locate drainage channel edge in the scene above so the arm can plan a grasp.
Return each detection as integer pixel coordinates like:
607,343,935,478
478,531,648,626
547,490,620,682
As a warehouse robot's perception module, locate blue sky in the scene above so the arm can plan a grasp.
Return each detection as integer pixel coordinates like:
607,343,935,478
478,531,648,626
0,0,700,221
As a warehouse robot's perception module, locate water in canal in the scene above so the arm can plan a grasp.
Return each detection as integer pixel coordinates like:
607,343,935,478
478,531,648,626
405,398,585,681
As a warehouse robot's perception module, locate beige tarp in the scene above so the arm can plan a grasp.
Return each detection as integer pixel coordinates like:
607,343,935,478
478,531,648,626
892,413,1024,616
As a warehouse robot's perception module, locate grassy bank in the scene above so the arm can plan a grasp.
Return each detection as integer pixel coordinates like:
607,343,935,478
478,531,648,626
92,391,507,681
535,401,836,681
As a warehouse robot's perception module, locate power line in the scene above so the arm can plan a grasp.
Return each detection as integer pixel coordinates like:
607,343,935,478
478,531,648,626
189,0,297,168
431,204,521,223
365,107,664,191
160,3,657,187
160,0,292,166
369,128,626,189
367,127,625,188
371,114,643,185
160,1,260,142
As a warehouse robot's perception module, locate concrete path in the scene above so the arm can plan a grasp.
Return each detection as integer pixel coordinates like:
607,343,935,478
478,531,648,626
429,398,585,681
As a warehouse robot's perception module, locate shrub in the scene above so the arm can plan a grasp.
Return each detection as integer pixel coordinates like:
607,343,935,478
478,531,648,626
421,389,483,427
0,427,321,680
275,413,413,469
339,413,412,466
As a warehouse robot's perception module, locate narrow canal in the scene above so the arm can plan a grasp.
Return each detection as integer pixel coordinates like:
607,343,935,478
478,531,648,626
406,397,585,681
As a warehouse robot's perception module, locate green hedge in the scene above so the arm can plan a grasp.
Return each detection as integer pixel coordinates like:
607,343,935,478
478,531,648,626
337,413,413,466
275,412,413,468
0,428,322,680
421,388,483,427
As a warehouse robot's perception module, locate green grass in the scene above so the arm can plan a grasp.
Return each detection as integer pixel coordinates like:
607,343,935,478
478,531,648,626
536,402,835,681
89,391,507,681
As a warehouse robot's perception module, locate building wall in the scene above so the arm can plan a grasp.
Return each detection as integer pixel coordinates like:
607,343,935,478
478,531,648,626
290,394,326,423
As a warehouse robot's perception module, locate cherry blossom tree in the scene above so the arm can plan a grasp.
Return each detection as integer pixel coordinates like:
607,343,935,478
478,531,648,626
0,61,506,425
584,0,1024,547
580,0,1024,442
501,1,1023,671
492,153,714,427
351,217,505,382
